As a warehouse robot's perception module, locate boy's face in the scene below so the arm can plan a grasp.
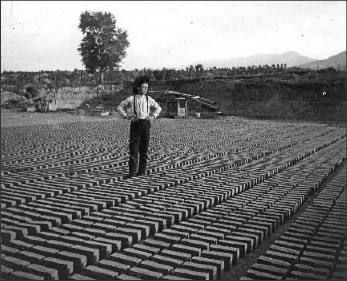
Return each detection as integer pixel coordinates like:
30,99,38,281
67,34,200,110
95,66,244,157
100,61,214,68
137,83,148,95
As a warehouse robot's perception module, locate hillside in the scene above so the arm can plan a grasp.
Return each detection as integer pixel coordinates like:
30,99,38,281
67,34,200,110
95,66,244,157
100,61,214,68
149,71,346,121
189,51,316,68
299,51,346,70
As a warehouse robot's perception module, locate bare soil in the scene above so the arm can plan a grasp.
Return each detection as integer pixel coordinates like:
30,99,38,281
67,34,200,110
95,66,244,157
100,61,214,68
1,108,122,128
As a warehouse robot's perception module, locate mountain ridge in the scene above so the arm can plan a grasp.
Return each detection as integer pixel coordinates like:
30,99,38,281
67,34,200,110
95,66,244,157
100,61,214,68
183,51,345,69
298,51,346,70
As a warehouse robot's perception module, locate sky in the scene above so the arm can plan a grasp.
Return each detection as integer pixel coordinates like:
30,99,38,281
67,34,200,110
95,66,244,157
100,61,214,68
1,1,346,72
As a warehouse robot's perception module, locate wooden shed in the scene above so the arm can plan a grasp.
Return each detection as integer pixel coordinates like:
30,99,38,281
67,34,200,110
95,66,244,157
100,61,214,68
167,97,188,118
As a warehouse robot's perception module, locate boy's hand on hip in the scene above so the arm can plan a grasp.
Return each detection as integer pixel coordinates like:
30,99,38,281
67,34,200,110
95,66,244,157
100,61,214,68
124,116,136,121
146,116,155,121
130,116,138,121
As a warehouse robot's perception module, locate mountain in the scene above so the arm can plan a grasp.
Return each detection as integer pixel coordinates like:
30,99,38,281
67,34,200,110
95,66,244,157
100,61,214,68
298,51,346,70
187,51,316,69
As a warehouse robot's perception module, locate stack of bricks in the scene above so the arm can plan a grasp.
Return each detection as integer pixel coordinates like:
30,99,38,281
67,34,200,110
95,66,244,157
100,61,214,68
1,117,346,280
242,166,346,280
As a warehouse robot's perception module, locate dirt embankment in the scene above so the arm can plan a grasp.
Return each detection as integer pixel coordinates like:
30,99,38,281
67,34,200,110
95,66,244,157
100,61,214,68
75,79,346,121
54,86,101,109
1,90,26,104
54,86,131,110
150,79,346,121
4,77,345,122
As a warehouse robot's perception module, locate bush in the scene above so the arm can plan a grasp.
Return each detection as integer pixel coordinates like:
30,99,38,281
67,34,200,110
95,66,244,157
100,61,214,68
25,86,39,99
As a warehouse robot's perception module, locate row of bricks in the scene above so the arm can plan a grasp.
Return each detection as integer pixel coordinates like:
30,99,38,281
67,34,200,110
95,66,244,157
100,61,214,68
0,168,324,278
1,172,102,189
2,123,342,174
3,120,338,176
0,134,249,172
1,141,222,170
1,118,308,160
1,151,129,176
0,145,340,248
1,144,123,164
0,148,296,240
115,155,346,278
70,221,347,279
0,122,130,146
1,242,228,280
5,129,342,206
242,235,345,278
0,122,210,157
0,138,342,249
0,161,300,244
2,123,342,209
2,123,342,171
242,165,346,280
1,161,180,205
1,147,254,208
1,159,235,210
1,158,128,181
0,170,344,272
331,241,346,279
0,159,304,246
287,201,346,279
65,153,344,280
1,136,346,278
0,189,236,242
1,184,273,248
0,154,260,183
0,140,194,172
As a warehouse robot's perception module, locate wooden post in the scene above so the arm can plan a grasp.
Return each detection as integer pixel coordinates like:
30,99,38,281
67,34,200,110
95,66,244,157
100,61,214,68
185,99,188,117
178,100,181,117
55,71,57,91
54,71,58,99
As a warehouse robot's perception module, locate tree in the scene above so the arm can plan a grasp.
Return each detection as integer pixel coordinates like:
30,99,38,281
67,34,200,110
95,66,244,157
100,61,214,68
195,64,203,72
25,86,39,100
153,69,164,81
163,68,177,80
78,11,130,84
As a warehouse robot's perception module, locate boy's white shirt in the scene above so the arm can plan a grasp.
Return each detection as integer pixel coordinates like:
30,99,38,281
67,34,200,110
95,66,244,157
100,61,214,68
117,95,162,119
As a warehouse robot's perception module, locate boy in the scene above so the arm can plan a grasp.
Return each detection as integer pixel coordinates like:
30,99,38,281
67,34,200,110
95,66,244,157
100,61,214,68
117,76,162,178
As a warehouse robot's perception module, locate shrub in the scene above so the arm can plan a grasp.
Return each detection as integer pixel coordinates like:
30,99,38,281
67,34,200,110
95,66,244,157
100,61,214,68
25,86,39,99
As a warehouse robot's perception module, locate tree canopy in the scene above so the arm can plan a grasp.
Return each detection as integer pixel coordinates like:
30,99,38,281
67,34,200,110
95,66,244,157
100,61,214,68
78,11,130,83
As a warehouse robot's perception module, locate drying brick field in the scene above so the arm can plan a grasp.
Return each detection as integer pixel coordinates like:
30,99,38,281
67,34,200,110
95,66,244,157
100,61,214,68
1,111,346,280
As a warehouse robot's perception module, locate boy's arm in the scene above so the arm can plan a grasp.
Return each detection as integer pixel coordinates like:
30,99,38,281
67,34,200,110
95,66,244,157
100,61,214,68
149,97,162,118
117,97,130,118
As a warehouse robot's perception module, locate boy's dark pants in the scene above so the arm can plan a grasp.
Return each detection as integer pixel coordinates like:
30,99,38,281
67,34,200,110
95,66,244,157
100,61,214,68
129,119,151,177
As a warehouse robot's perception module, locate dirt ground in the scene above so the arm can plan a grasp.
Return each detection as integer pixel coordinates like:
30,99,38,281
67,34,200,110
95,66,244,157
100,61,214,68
1,108,123,128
